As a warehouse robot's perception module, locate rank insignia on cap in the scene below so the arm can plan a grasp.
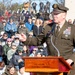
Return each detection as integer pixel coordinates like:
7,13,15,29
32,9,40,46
53,4,58,9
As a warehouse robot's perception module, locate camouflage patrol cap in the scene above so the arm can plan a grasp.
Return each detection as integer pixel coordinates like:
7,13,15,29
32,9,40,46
52,4,69,13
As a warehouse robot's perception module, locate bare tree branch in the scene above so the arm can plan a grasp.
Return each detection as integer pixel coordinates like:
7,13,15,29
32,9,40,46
2,0,13,5
55,0,65,5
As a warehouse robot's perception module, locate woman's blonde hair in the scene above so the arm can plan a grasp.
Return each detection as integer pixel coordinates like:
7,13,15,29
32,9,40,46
35,19,41,26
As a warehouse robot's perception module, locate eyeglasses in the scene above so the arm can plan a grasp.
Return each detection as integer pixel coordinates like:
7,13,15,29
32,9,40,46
33,50,37,51
7,41,12,42
3,35,8,37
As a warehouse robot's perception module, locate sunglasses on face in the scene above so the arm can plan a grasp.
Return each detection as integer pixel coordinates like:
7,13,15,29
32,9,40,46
7,41,12,42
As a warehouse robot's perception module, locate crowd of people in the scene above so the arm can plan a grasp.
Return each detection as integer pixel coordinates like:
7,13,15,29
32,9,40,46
0,3,75,75
0,3,52,75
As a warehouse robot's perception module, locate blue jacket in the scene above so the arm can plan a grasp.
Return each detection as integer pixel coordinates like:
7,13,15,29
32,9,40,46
25,22,34,31
5,22,17,32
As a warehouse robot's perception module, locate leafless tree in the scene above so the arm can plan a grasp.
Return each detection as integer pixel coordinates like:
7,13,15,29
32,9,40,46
55,0,65,5
2,0,13,7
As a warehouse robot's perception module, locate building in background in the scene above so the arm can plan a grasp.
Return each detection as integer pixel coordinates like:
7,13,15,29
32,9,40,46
65,0,75,22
